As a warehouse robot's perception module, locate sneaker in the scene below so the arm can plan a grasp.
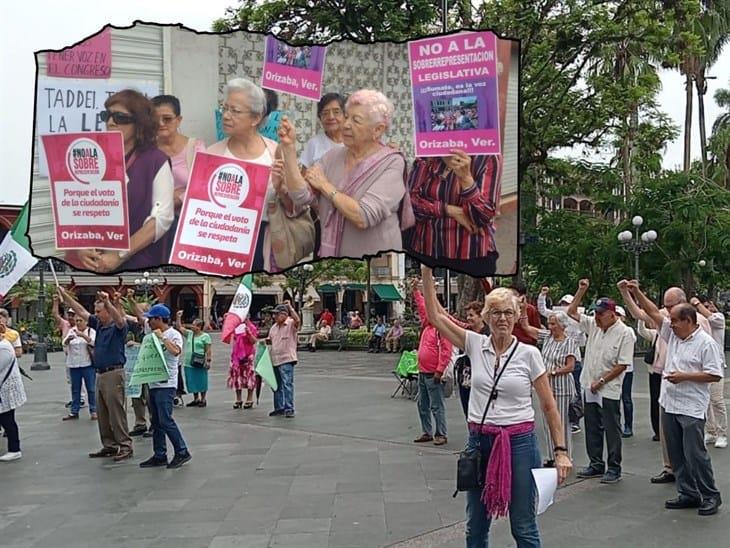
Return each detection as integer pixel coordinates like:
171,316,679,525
173,397,183,408
62,414,79,421
80,399,86,408
90,412,98,421
65,401,72,409
284,410,296,418
0,451,22,462
128,425,147,437
600,471,622,484
139,456,168,468
576,466,604,479
143,430,154,438
571,424,581,434
715,436,728,448
167,452,192,469
621,427,633,438
269,410,284,417
705,433,717,445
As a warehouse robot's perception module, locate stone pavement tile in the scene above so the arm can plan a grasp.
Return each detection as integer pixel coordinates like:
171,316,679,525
209,535,271,548
289,475,338,496
116,510,223,526
328,529,387,548
153,538,216,548
0,514,68,546
384,501,442,542
270,532,331,547
336,481,385,494
242,476,295,496
275,517,332,534
129,499,190,512
278,494,336,520
182,496,239,512
297,462,340,476
383,489,432,503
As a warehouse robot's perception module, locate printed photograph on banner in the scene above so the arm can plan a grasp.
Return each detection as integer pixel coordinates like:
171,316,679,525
40,132,130,251
169,152,269,276
261,35,327,101
28,24,519,277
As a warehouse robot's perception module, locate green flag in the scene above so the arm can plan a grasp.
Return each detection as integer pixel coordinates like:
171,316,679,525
254,344,277,391
128,334,169,386
0,202,38,298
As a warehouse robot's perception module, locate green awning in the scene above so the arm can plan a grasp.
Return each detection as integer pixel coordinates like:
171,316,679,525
346,283,366,291
317,283,339,294
372,284,402,302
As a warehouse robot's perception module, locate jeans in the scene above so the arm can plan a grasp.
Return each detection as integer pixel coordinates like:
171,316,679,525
69,366,96,415
621,372,633,430
465,430,541,548
417,373,447,437
0,409,20,453
584,397,622,475
570,362,582,425
273,363,295,413
148,387,188,459
663,412,720,501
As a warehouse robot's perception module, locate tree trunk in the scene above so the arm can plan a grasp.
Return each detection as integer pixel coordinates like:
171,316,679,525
455,274,486,317
695,68,708,175
683,72,693,172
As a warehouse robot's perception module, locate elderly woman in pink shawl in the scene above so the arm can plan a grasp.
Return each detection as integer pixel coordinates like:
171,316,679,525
277,89,414,258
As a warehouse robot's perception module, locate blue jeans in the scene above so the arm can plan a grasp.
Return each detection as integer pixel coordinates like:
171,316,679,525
148,387,188,459
417,373,447,437
465,431,541,548
69,366,96,415
273,363,295,413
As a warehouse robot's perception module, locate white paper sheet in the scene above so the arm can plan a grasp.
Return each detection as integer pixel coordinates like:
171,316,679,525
584,387,602,407
532,468,558,515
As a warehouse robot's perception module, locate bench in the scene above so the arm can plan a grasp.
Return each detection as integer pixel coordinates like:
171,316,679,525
298,325,349,351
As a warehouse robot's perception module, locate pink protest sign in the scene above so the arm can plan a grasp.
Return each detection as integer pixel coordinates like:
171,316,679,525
40,131,130,250
408,31,501,157
47,29,112,79
261,35,327,101
170,152,270,276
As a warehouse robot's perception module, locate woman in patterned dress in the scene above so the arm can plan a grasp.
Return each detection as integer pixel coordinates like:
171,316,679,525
229,319,259,409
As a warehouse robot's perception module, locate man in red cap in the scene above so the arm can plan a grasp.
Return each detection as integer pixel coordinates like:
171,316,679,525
567,279,635,485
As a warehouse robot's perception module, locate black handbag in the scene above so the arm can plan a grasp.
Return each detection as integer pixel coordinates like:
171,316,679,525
643,335,658,365
190,333,207,369
453,342,520,497
568,393,584,423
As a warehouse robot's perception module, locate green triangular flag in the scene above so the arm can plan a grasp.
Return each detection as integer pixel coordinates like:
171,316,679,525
128,334,170,386
254,344,277,391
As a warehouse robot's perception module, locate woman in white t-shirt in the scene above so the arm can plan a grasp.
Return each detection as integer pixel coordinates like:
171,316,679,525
420,266,571,548
299,93,346,169
61,317,97,421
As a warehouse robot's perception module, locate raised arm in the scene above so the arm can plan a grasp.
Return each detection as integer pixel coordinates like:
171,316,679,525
627,280,663,332
536,287,550,319
175,310,188,337
58,287,90,322
103,292,126,329
286,301,300,330
421,266,466,350
617,280,652,326
567,279,589,322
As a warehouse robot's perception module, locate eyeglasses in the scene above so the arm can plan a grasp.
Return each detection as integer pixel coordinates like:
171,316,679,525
100,110,136,125
320,108,343,118
490,310,516,319
159,115,178,125
219,104,252,117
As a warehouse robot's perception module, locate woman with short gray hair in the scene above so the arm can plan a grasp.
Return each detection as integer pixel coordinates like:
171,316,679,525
277,89,414,258
207,78,292,272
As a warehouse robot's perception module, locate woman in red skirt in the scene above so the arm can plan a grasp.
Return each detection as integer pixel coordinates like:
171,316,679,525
228,320,259,409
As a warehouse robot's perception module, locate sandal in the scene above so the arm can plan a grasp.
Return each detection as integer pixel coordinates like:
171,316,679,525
243,401,254,409
233,402,243,409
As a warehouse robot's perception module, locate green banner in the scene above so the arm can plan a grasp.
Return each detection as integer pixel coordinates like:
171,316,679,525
124,344,142,398
128,333,169,386
254,344,277,391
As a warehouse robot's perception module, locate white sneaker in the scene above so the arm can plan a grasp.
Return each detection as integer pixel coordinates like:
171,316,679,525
715,436,728,449
0,451,22,462
705,434,717,445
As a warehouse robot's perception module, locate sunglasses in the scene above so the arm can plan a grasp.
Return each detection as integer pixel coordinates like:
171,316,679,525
100,110,136,125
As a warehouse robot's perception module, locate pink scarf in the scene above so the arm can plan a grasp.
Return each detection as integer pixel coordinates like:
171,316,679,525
468,421,535,519
320,145,414,257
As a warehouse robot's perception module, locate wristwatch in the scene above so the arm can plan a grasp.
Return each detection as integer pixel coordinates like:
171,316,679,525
328,189,338,201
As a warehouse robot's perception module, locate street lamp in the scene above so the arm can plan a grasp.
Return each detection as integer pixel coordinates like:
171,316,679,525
31,262,50,371
295,263,314,312
134,271,161,299
617,215,657,281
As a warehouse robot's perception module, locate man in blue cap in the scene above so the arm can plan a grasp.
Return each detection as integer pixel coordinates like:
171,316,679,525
139,304,192,469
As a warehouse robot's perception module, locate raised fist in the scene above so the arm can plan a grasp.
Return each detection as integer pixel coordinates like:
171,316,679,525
616,280,629,291
578,279,590,290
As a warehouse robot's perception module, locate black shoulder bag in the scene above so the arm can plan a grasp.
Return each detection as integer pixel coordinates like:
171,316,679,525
643,334,658,365
453,341,520,497
190,333,207,369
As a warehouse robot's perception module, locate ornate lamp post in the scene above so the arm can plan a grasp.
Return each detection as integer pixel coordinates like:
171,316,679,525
617,215,657,282
134,272,161,299
31,262,50,371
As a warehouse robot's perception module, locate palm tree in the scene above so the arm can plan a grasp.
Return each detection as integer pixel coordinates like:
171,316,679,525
693,3,730,173
710,79,730,186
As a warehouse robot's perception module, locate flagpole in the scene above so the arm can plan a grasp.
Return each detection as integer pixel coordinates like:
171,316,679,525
31,261,50,370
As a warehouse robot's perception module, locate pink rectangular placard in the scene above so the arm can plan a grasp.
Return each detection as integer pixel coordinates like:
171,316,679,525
47,29,112,79
261,35,327,101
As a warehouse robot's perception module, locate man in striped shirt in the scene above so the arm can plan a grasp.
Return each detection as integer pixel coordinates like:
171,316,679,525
406,151,500,277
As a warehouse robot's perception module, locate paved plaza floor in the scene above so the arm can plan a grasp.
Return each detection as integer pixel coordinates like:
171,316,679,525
2,338,730,547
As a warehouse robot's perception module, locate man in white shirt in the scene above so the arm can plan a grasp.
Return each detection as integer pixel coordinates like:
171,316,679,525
138,304,191,470
691,297,728,448
567,279,634,485
630,281,723,516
